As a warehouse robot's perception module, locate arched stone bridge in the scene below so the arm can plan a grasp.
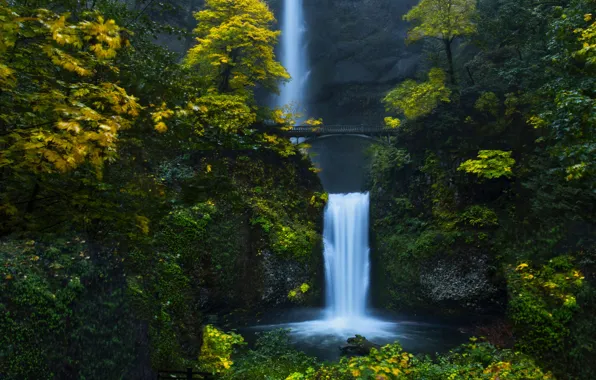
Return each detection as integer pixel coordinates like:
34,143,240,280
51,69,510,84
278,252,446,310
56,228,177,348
279,125,399,142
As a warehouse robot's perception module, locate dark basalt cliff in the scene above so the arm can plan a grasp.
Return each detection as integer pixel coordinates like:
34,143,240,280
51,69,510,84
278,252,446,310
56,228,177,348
303,0,421,124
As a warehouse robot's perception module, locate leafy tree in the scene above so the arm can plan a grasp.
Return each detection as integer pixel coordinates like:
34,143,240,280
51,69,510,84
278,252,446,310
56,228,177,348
0,6,139,176
458,150,515,179
535,4,596,186
404,0,477,84
383,68,451,120
184,0,289,98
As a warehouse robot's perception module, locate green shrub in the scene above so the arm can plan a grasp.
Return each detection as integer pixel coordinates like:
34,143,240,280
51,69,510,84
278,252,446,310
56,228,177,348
288,341,550,379
0,236,139,379
227,329,318,379
508,256,584,364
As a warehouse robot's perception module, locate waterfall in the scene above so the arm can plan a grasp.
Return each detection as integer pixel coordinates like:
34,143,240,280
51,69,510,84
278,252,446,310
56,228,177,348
276,0,308,115
324,193,370,319
280,191,396,336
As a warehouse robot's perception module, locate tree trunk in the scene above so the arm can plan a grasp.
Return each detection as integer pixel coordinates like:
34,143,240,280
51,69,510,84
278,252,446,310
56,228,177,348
443,38,456,85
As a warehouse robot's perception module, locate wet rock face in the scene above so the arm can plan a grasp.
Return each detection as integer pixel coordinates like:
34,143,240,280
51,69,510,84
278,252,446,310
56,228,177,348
420,253,502,312
304,0,422,124
260,250,312,306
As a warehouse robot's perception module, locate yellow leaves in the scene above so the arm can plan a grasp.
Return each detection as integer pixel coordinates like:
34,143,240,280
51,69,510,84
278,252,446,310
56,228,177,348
516,263,529,271
220,358,232,369
528,115,547,129
263,133,278,144
0,6,143,175
563,295,577,308
543,281,558,289
154,122,168,133
186,0,288,96
151,103,174,122
0,63,15,87
483,361,512,378
38,12,126,77
403,0,477,42
305,118,323,126
458,150,515,179
206,164,212,173
101,83,140,117
384,117,402,128
383,68,451,120
151,103,174,133
5,274,13,280
56,121,81,133
135,215,150,235
79,16,124,60
573,17,596,65
572,270,584,279
199,325,244,374
2,84,139,175
48,15,83,48
191,94,256,133
272,107,298,126
44,45,92,76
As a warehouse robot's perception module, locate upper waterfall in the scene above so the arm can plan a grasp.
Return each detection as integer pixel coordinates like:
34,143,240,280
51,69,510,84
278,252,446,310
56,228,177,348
276,0,309,114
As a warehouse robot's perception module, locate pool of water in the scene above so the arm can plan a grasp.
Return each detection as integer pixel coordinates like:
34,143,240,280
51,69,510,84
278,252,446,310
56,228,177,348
236,308,471,362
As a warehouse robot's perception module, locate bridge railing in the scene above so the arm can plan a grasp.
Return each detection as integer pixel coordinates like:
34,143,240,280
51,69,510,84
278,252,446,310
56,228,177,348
280,125,399,137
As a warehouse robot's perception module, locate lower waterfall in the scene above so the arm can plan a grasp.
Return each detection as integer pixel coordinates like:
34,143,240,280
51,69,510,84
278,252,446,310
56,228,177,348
324,193,370,318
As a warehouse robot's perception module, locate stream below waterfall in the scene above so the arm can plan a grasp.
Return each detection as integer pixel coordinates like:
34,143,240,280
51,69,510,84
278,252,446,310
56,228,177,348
237,193,471,361
237,308,471,362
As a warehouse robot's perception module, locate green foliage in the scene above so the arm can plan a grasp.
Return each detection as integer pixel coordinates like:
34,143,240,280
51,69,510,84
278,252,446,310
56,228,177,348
289,341,550,379
508,257,584,364
375,0,596,377
403,0,477,83
288,282,311,302
248,176,323,260
199,325,245,374
458,205,499,228
369,145,411,191
184,0,288,98
383,68,451,120
574,14,596,65
458,150,515,179
0,236,138,379
227,329,318,379
384,117,402,128
403,0,477,43
475,92,500,116
411,341,551,379
0,5,139,175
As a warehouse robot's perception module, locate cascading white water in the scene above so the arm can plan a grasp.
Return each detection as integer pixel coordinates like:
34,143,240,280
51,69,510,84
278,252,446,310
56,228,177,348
254,0,398,340
324,193,370,318
276,0,309,114
280,192,395,336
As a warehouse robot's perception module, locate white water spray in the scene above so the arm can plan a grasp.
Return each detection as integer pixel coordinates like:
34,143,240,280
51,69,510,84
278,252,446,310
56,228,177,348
324,193,370,318
284,192,396,337
276,0,308,114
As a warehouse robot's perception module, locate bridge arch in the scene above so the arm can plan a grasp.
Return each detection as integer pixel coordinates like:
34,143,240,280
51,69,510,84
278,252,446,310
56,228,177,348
290,133,391,145
280,124,398,144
